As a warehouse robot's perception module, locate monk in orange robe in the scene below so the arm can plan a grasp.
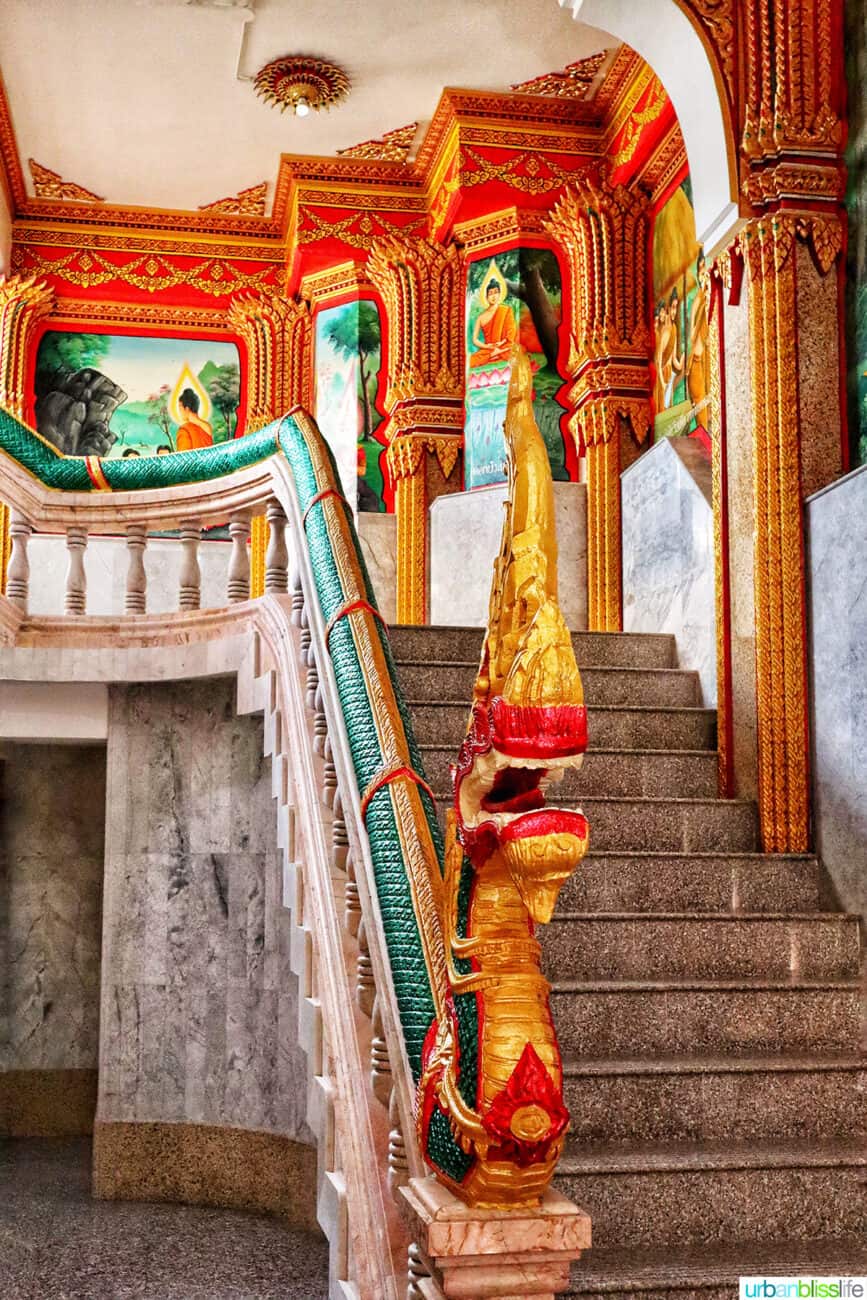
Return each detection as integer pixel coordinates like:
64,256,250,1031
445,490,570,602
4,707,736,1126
175,388,213,451
470,282,517,368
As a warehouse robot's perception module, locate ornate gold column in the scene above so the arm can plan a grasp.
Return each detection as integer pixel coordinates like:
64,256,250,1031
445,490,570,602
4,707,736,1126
228,293,313,596
0,274,54,593
367,235,463,625
546,177,652,632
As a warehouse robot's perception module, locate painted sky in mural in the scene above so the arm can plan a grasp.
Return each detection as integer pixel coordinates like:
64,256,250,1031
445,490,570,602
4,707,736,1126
652,176,710,442
314,299,386,512
846,0,867,468
33,332,242,458
464,248,567,490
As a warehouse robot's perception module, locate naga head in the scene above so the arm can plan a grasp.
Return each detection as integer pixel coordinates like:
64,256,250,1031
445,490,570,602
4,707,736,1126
453,348,589,919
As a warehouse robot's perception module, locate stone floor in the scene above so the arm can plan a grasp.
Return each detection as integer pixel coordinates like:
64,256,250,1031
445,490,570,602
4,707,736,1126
0,1139,329,1300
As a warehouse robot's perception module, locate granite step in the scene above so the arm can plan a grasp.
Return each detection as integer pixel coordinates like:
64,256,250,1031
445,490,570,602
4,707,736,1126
408,702,717,750
432,795,759,853
388,625,677,669
558,852,822,913
541,913,861,981
553,1139,867,1252
420,746,719,800
561,1053,867,1148
561,1238,867,1298
548,979,863,1056
397,661,701,707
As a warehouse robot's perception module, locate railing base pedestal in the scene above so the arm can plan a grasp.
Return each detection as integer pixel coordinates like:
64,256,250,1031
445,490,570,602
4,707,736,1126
400,1176,591,1300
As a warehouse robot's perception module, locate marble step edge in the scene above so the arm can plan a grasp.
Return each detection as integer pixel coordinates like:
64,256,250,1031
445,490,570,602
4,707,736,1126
575,850,817,863
564,1239,867,1296
560,1051,867,1078
556,1136,867,1177
407,700,715,715
550,910,858,924
419,744,717,758
395,659,697,679
432,794,756,810
550,976,861,993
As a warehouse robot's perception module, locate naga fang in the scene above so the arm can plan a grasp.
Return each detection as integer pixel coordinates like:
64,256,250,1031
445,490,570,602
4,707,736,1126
417,347,589,1208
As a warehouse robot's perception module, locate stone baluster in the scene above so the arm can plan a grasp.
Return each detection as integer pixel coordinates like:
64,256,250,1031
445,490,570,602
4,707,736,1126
356,918,375,1017
64,525,88,615
264,500,289,594
344,854,362,938
227,513,251,604
299,602,312,658
290,573,304,626
322,736,338,808
388,1090,410,1198
370,998,391,1106
178,520,201,611
6,512,32,612
305,655,319,714
125,524,148,614
407,1242,430,1300
312,683,328,755
331,808,349,874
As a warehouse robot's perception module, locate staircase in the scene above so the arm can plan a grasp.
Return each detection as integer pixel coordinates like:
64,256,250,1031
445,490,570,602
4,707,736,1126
390,623,867,1299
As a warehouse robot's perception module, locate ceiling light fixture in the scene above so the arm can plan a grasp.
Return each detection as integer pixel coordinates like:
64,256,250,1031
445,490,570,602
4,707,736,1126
253,56,349,117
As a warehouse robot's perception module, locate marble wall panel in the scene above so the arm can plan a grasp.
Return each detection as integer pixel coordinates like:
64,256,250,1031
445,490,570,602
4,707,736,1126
357,513,397,624
622,437,717,705
99,677,311,1143
796,241,844,498
806,463,867,919
0,744,105,1073
723,290,759,797
430,482,588,628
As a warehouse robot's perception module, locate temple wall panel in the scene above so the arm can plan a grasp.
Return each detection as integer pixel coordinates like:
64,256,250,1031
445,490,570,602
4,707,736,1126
357,512,397,624
97,677,310,1143
621,436,717,706
0,743,105,1135
806,463,867,920
795,240,844,498
722,288,759,800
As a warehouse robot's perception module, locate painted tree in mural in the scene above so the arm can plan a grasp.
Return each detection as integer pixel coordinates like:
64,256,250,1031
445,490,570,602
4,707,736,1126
34,331,110,398
506,249,560,369
146,385,172,444
326,300,381,437
207,363,241,440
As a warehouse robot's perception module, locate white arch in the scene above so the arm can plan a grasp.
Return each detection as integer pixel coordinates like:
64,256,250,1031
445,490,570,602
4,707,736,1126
561,0,738,251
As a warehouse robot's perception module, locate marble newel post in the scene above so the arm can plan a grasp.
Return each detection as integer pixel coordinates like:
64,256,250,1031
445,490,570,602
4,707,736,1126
401,1178,591,1300
368,236,464,624
546,178,653,632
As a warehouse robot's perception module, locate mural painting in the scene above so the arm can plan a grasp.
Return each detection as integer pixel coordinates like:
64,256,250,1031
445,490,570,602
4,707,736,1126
463,248,568,490
33,332,243,458
846,0,867,468
314,299,387,512
651,176,710,442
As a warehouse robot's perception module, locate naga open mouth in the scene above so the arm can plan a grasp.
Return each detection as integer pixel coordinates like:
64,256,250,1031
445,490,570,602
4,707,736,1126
454,697,590,908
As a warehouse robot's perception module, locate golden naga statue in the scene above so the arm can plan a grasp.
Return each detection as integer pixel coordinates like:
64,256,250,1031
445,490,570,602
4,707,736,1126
417,347,590,1208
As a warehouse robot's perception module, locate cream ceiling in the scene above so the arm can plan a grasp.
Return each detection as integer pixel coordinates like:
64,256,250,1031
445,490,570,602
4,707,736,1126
1,0,612,212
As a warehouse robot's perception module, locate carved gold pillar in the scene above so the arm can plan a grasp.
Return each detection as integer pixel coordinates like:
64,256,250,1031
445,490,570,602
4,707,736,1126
0,274,54,594
228,293,313,597
368,236,464,625
546,178,652,631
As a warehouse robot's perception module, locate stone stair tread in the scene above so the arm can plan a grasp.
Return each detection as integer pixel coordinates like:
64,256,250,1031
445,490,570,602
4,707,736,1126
407,700,713,713
556,1136,867,1176
565,1238,867,1294
551,976,861,992
561,1051,867,1077
395,659,695,678
419,744,715,756
551,910,857,922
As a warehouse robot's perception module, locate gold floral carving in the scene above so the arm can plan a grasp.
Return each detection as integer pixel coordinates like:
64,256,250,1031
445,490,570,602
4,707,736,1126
368,234,465,623
11,246,283,297
678,0,736,100
546,175,651,632
229,292,313,598
607,78,669,171
338,123,418,163
300,261,373,308
198,182,268,217
707,275,731,796
28,159,104,203
452,207,550,254
0,273,54,595
511,52,609,99
297,206,427,250
458,145,584,195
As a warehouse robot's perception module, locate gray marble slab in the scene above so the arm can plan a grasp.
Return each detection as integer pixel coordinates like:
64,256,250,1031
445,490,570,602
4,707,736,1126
806,462,867,920
622,436,717,706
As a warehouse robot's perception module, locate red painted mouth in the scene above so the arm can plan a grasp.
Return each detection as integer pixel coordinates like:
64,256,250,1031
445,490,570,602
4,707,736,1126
481,765,547,816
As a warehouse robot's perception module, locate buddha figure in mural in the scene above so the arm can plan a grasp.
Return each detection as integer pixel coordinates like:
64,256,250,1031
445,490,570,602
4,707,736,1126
470,261,518,368
175,387,214,451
